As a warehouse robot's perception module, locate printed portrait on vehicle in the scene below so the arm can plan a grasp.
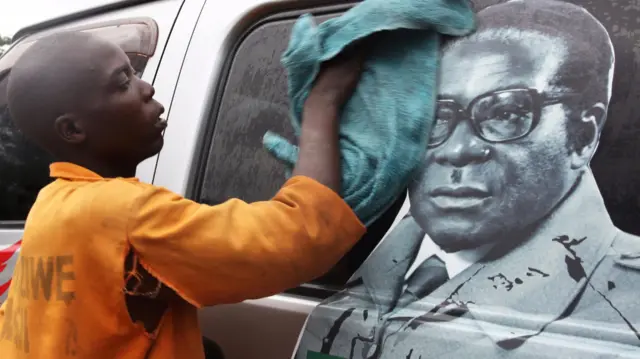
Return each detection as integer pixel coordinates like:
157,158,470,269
295,0,640,358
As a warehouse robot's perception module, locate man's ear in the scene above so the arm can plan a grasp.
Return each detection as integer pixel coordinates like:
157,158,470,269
570,103,606,169
54,114,86,144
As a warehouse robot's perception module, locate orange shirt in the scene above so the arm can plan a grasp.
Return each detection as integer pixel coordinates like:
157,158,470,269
0,162,365,358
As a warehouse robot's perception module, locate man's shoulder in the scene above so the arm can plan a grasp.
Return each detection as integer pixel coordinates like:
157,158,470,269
56,177,150,201
33,178,162,224
582,231,640,325
83,179,184,216
608,231,640,275
611,231,640,252
587,230,640,292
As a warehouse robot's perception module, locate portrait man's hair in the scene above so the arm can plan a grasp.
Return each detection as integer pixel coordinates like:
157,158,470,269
447,0,615,154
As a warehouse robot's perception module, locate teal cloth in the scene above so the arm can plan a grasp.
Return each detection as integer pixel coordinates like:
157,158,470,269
263,0,475,226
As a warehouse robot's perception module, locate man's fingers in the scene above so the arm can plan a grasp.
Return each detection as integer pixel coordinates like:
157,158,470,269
333,34,376,64
263,132,299,165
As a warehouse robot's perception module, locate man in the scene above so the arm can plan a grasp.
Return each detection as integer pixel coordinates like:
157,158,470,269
295,1,640,358
0,32,367,359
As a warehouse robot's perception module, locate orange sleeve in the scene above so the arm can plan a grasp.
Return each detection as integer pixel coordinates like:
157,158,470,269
127,176,366,307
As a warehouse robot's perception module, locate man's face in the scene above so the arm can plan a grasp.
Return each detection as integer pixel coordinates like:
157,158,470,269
74,36,166,166
409,36,580,251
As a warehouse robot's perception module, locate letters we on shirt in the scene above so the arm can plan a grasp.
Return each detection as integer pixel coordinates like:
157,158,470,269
0,254,76,353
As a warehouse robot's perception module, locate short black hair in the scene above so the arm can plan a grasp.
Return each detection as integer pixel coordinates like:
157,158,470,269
7,31,97,154
474,0,614,107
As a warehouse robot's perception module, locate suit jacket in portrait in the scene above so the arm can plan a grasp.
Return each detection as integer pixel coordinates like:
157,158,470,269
295,173,640,359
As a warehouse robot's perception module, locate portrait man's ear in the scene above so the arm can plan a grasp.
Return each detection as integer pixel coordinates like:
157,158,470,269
570,103,606,169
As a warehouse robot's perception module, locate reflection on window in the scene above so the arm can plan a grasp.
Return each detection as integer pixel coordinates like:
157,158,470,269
0,89,53,221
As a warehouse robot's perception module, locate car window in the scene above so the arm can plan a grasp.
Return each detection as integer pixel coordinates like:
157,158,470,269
195,12,407,295
0,18,159,223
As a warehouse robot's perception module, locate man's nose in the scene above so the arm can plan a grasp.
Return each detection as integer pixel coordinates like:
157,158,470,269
140,80,155,101
433,121,491,167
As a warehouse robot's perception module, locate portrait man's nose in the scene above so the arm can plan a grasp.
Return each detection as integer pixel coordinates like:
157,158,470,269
431,120,491,168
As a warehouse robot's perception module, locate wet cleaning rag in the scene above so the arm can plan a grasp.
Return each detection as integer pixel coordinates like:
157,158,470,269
263,0,475,226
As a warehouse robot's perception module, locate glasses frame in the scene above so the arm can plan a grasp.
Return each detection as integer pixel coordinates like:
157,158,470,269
429,88,574,148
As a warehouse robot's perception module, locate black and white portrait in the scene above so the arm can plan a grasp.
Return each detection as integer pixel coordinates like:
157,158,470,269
295,0,640,358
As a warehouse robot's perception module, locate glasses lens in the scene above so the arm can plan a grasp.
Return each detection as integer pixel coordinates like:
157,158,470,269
472,90,534,142
430,100,458,147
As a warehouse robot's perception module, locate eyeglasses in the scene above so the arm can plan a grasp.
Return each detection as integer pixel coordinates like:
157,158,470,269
429,88,575,148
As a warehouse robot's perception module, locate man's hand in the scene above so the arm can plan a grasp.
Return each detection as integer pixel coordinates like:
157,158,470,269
306,49,366,111
292,47,367,193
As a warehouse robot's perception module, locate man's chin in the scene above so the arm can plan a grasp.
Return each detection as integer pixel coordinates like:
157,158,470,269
433,236,494,252
427,225,500,252
147,137,165,157
133,138,164,165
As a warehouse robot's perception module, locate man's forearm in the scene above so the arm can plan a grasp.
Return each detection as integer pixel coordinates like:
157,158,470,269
291,49,365,193
292,101,341,193
129,178,365,307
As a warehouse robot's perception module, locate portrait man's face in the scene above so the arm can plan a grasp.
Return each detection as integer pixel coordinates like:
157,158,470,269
409,32,598,252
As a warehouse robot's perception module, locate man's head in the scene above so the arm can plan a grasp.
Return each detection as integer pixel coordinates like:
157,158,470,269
7,31,165,175
409,0,614,251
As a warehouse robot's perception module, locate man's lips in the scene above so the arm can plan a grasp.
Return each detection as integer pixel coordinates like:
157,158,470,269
430,185,490,198
429,185,491,210
155,117,168,129
154,106,167,129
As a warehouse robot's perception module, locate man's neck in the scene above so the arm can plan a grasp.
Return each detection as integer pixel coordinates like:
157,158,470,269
59,157,137,178
445,242,495,263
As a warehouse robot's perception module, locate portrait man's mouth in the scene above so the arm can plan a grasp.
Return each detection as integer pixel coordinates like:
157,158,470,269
429,185,491,210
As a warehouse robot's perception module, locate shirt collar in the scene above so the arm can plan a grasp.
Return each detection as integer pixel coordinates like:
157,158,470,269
50,162,139,182
405,237,494,280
